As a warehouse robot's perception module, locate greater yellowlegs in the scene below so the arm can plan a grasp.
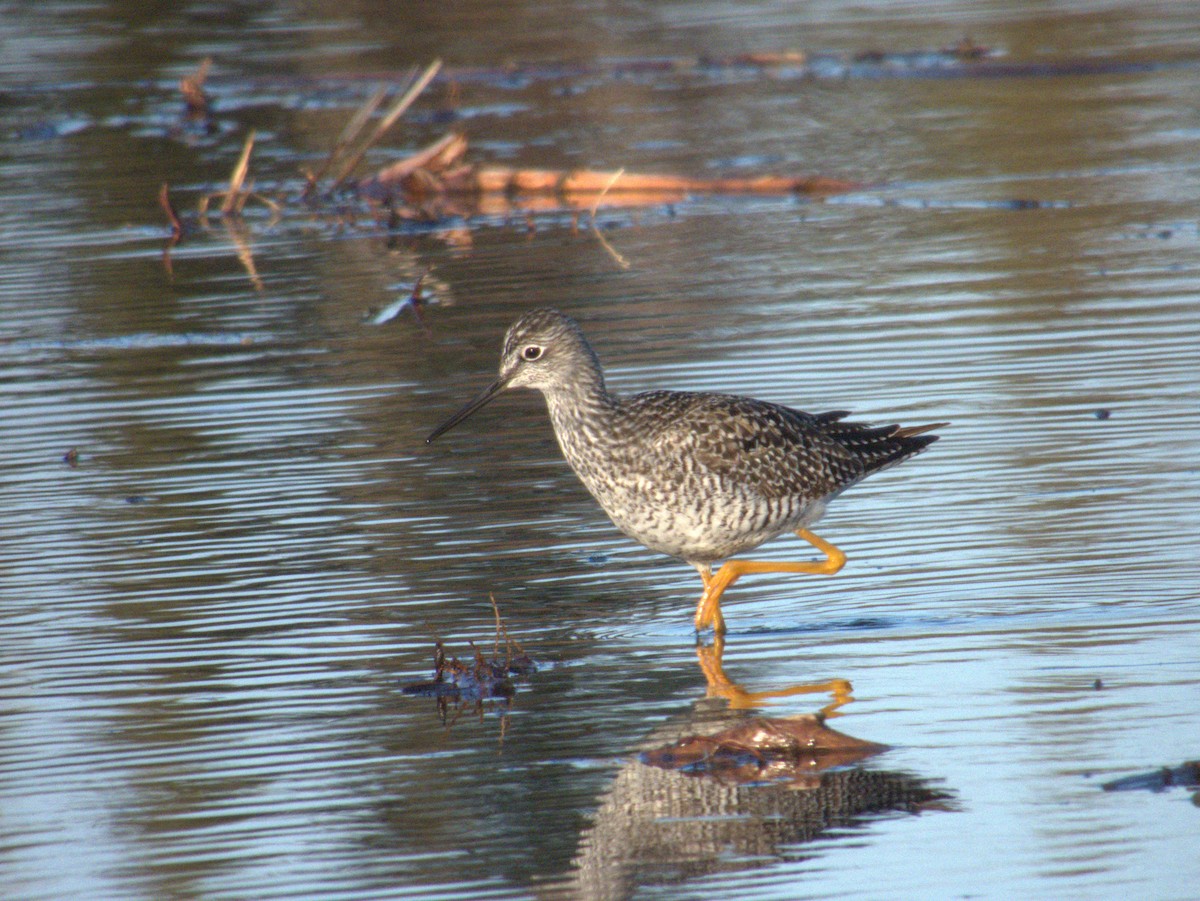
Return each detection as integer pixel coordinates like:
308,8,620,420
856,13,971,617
428,309,944,633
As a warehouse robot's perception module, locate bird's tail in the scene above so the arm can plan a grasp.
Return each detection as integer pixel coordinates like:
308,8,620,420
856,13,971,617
816,412,948,476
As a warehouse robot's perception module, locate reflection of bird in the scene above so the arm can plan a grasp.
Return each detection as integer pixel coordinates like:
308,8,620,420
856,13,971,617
428,308,945,632
556,695,951,899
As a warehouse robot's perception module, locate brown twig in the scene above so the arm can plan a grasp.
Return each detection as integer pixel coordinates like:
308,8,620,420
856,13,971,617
179,57,212,119
234,178,257,214
490,593,504,658
222,218,265,293
589,167,624,218
159,182,183,241
159,182,183,279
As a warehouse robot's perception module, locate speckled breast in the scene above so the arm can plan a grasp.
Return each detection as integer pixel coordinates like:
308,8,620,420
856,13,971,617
550,407,821,563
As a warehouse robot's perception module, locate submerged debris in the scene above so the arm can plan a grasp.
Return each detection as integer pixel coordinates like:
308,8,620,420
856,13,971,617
179,58,212,122
401,640,536,702
641,714,887,786
157,46,1092,276
401,595,537,725
368,268,433,327
1102,760,1199,798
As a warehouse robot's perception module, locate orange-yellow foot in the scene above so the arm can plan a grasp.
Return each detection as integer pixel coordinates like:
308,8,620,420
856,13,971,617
692,528,847,632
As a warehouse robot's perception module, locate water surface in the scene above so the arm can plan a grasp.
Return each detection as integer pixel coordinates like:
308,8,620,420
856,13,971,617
2,2,1199,899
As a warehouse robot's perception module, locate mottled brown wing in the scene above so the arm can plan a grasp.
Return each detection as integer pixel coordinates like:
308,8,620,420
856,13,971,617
633,391,866,500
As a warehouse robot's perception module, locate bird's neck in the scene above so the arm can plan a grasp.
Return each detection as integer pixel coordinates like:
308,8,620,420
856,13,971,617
544,363,612,415
542,362,619,451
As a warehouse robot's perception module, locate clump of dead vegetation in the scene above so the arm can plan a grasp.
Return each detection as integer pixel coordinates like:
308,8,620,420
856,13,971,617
157,57,869,284
160,57,862,236
401,595,538,729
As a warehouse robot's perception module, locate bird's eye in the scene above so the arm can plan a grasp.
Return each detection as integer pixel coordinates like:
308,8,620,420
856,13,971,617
522,345,543,361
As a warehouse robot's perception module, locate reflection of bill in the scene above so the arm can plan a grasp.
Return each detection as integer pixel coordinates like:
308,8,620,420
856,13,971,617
548,637,954,899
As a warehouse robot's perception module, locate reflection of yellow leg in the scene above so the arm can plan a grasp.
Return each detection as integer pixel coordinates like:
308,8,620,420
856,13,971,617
696,633,853,716
693,529,847,633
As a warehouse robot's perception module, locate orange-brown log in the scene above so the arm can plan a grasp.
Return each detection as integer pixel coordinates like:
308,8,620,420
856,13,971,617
462,166,860,196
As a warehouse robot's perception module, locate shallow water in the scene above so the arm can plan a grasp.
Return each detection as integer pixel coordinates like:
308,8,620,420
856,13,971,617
3,2,1199,899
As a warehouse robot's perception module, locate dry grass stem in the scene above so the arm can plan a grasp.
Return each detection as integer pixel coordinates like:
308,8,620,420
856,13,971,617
305,84,390,195
331,58,443,188
589,167,631,270
220,129,256,213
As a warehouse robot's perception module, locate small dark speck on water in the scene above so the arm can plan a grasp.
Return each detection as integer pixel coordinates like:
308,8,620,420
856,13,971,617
1093,679,1104,690
62,447,79,467
125,495,148,504
586,553,608,565
1094,409,1111,420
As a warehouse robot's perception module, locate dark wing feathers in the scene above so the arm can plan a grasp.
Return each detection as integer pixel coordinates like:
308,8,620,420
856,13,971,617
813,414,945,475
634,391,943,500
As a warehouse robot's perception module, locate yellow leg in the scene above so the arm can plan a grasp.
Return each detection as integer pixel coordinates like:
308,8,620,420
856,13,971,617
696,633,854,716
693,528,847,633
693,564,725,635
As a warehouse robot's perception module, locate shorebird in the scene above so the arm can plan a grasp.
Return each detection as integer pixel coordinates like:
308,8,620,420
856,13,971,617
428,308,944,633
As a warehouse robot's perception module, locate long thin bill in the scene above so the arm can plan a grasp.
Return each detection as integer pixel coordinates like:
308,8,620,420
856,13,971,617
426,377,507,443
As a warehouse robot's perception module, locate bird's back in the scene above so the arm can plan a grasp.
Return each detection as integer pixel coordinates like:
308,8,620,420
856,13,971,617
623,390,941,503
